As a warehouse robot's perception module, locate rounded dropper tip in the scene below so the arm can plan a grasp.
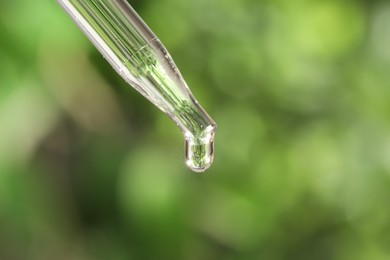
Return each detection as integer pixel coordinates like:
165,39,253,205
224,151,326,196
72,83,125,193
184,126,215,173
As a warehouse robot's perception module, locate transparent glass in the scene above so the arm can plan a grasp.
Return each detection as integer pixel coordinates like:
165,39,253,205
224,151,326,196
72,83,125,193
58,0,216,172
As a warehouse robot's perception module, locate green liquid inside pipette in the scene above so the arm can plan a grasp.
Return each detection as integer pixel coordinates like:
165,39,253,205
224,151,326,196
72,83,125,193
59,0,216,172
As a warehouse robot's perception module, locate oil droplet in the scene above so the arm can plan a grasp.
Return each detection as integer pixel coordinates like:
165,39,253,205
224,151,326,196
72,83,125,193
185,126,215,173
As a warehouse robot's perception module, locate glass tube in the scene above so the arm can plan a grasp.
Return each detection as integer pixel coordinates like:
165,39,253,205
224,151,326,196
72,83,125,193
58,0,217,172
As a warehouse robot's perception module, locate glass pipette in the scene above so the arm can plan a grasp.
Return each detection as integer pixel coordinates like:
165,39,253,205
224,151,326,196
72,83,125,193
57,0,217,172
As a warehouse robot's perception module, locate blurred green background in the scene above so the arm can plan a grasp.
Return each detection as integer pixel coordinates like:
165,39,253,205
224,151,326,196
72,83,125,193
1,0,390,259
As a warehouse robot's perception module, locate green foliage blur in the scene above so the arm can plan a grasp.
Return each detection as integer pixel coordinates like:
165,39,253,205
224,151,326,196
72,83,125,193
1,0,390,259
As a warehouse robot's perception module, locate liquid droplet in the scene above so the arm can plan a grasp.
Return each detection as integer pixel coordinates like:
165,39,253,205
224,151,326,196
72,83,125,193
185,128,215,173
